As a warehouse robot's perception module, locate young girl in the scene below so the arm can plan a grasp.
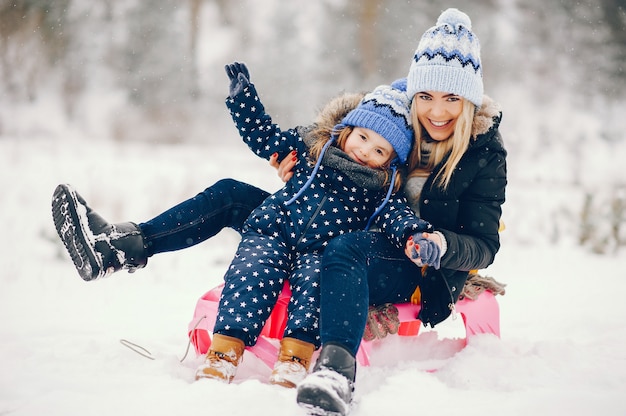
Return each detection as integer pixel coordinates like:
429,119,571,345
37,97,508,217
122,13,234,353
194,63,431,387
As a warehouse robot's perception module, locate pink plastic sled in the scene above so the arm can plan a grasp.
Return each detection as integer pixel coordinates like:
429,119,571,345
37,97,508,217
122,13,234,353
187,281,500,368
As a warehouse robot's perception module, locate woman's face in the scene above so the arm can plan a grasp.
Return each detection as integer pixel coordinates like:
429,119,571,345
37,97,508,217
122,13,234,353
413,91,464,141
343,126,395,169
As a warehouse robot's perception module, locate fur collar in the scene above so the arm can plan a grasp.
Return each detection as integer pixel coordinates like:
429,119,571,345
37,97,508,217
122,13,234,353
314,91,365,128
472,95,501,137
313,91,501,139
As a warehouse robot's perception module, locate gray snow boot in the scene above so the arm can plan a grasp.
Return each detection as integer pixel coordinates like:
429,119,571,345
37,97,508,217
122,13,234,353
51,184,148,281
296,342,356,416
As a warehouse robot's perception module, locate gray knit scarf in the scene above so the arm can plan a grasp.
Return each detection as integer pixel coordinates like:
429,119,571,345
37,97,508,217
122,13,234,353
320,145,388,191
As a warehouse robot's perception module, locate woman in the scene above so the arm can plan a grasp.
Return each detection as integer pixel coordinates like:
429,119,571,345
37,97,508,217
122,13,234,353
295,8,507,416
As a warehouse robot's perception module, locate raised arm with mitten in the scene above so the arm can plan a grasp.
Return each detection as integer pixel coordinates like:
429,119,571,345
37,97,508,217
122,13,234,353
225,62,250,98
224,61,303,161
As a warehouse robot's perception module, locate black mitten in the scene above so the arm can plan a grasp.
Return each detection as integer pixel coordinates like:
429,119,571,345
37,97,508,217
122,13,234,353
225,62,250,98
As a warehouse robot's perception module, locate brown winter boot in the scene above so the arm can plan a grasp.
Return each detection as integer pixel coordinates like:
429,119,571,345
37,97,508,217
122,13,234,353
195,334,245,383
269,337,315,388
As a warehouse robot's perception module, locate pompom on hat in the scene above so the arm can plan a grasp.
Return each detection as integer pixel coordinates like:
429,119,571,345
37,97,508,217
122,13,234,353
407,8,483,108
390,77,408,92
340,84,413,164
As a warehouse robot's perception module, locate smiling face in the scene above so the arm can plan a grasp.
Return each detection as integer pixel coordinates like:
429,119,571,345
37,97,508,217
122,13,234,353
413,91,464,141
342,126,396,169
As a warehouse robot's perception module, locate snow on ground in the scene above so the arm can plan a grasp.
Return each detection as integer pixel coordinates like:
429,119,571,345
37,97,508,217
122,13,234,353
1,136,625,415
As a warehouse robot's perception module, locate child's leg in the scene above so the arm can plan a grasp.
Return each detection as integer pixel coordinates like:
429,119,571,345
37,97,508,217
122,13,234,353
139,179,270,255
212,232,292,345
52,179,269,281
197,233,291,383
52,184,148,281
269,252,321,388
282,252,323,347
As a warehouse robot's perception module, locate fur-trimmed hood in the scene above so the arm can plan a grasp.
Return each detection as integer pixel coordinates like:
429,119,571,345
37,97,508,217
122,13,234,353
298,91,391,193
313,91,365,131
310,90,501,141
472,94,502,138
313,91,501,139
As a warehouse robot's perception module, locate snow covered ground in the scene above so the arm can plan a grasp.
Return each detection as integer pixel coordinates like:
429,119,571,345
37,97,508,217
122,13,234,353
1,135,625,415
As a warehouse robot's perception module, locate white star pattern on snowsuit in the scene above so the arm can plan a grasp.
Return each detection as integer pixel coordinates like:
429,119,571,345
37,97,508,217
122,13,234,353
216,85,430,347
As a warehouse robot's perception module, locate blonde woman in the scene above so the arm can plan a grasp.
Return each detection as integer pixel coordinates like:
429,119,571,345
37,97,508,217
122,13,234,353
296,8,507,416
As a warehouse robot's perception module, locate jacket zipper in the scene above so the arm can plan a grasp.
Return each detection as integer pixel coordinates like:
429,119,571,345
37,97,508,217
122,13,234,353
440,271,459,320
295,194,328,247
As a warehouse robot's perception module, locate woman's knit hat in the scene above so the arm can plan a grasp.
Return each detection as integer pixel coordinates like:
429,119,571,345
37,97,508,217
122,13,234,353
407,8,483,108
340,84,413,164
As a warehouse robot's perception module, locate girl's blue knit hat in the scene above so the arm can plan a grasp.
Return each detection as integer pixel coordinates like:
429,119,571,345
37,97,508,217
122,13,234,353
407,8,483,108
286,85,413,229
340,84,413,164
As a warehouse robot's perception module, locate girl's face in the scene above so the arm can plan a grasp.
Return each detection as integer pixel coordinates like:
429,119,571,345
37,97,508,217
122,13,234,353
343,126,395,169
413,91,464,141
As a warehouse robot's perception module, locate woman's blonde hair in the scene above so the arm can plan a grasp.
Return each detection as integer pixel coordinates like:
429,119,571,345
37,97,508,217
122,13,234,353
308,125,403,192
406,97,475,189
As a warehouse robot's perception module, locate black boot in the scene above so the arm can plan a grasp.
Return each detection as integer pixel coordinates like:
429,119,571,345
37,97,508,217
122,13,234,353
51,184,148,281
296,342,356,416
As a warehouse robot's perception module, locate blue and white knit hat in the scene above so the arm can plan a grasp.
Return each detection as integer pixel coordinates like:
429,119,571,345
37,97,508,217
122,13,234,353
340,84,413,164
286,85,413,222
407,8,483,108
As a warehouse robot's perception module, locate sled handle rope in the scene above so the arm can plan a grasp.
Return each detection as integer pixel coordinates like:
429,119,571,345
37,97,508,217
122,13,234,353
119,314,208,363
119,339,155,360
178,314,207,362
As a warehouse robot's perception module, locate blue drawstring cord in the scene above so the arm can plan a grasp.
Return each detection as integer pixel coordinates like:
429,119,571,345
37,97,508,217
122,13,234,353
285,125,398,232
285,135,336,206
365,164,397,230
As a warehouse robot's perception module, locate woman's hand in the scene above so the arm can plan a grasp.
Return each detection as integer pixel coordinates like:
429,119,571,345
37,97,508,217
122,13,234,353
405,232,442,269
269,151,297,183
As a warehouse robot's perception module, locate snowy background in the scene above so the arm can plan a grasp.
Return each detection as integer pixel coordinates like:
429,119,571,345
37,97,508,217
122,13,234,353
2,1,626,415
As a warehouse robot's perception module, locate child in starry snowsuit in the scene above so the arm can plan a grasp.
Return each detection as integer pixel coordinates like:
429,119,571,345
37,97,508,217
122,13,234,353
195,63,432,387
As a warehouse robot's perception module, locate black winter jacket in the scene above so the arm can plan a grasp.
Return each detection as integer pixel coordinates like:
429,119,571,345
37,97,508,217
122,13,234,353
379,95,507,326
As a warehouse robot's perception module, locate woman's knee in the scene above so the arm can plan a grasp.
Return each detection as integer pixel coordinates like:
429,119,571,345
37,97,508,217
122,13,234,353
325,231,371,257
323,232,374,272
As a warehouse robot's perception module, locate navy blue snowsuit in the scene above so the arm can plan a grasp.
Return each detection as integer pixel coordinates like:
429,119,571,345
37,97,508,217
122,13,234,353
212,84,430,347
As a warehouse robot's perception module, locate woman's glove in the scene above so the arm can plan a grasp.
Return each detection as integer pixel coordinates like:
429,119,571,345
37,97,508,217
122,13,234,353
225,62,250,98
362,303,400,341
406,234,441,270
